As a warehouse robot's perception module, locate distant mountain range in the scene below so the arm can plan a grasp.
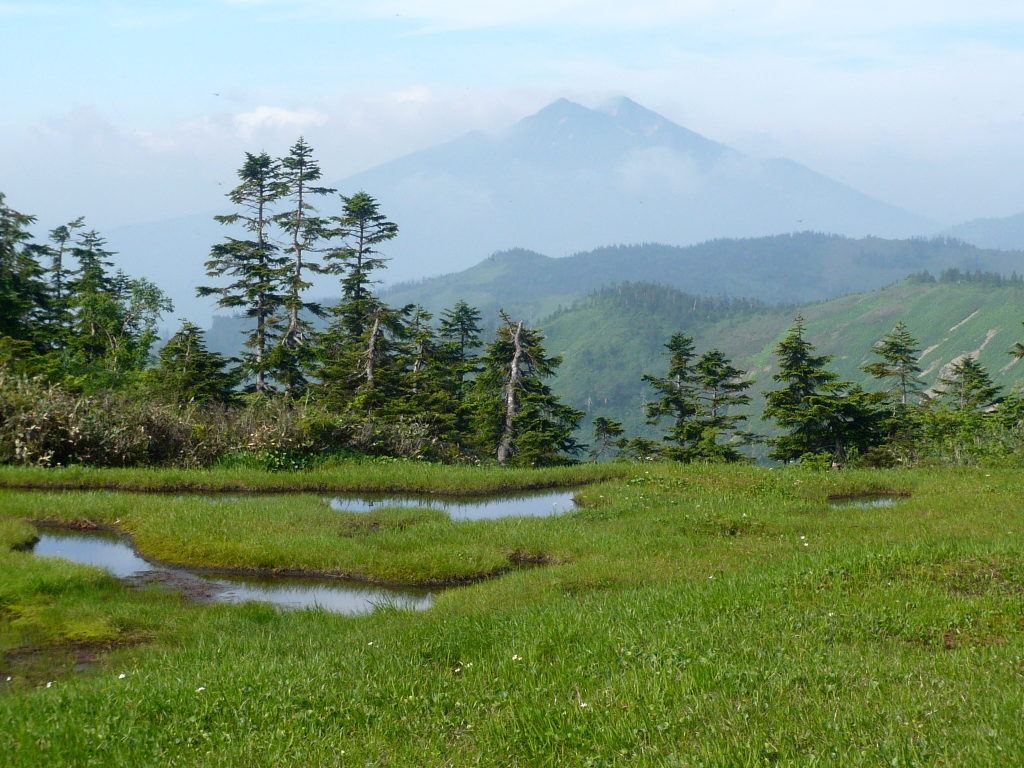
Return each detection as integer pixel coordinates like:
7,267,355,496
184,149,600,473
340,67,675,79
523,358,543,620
945,211,1024,251
106,96,946,325
204,232,1024,358
382,233,1024,328
344,97,936,281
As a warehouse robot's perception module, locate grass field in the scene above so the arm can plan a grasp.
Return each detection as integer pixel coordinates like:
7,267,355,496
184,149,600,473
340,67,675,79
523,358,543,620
2,464,1024,765
0,461,625,494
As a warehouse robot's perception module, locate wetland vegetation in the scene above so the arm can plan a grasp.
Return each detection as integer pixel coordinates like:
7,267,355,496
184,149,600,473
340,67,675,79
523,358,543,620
3,463,1024,766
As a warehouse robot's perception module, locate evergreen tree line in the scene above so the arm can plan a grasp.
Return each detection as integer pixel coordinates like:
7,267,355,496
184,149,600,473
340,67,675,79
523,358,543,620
592,316,1024,467
4,137,1024,469
0,141,584,467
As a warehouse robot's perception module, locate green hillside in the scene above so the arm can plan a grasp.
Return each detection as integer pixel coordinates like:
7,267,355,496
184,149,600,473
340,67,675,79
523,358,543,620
540,275,1024,442
383,234,1024,328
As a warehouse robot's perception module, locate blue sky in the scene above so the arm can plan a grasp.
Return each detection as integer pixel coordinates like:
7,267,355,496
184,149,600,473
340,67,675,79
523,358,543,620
4,1,1024,228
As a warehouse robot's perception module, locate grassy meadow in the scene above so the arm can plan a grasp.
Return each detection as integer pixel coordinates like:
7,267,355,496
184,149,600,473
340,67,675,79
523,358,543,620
2,463,1024,765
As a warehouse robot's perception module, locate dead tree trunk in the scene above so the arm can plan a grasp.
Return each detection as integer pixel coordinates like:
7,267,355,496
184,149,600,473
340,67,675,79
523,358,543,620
497,321,524,466
364,310,382,390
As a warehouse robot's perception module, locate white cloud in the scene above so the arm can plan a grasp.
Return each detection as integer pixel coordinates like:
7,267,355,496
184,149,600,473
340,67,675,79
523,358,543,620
233,106,328,141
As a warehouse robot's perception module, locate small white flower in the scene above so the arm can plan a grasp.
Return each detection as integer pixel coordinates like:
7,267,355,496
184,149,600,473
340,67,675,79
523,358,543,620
5,676,11,682
196,687,206,692
512,654,522,661
119,673,126,679
804,543,809,547
464,662,473,668
454,668,461,673
46,682,53,688
580,702,588,709
368,642,374,646
800,536,805,540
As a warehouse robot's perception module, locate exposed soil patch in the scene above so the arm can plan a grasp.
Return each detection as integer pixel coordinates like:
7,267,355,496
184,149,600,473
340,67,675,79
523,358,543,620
9,535,39,552
121,569,223,603
507,550,562,566
1,639,137,689
897,556,1024,597
944,558,1024,597
942,631,1008,650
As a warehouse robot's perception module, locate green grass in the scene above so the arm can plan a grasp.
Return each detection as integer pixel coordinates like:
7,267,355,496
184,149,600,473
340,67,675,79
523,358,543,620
3,464,1024,765
0,460,625,494
543,278,1024,439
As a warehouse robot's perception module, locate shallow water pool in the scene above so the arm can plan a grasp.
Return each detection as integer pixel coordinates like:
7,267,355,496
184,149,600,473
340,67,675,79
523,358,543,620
327,489,578,520
30,529,433,614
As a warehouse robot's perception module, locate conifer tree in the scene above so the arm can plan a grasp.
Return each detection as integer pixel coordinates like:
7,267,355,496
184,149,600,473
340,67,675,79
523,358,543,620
325,192,398,339
0,194,51,349
473,312,583,465
63,230,171,378
934,357,1001,412
642,333,701,459
691,348,755,461
763,315,883,463
643,336,754,462
348,302,412,420
439,299,484,385
47,217,85,307
589,416,625,461
861,321,923,410
272,138,334,391
198,152,287,392
152,321,240,405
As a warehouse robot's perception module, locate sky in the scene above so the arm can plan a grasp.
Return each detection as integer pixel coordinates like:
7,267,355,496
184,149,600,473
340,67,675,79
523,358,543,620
3,0,1024,234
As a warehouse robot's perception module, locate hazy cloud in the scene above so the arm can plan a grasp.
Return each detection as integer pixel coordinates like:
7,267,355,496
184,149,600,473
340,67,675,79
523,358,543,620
234,107,328,141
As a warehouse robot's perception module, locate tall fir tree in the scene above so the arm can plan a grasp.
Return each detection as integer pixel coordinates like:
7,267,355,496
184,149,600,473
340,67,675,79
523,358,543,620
45,216,85,343
643,336,753,462
0,193,51,350
473,312,584,466
861,321,924,410
324,192,398,340
62,230,171,380
439,299,484,386
642,333,701,459
934,356,1001,412
691,348,755,462
272,138,334,392
763,315,883,463
198,152,287,392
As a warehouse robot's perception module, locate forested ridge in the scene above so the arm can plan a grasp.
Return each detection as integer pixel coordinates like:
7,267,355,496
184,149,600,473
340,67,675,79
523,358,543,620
4,139,1024,468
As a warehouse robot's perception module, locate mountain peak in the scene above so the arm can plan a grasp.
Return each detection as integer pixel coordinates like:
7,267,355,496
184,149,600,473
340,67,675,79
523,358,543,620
599,96,666,137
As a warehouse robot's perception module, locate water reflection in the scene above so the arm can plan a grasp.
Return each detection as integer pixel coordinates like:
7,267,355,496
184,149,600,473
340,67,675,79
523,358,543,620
328,489,578,520
828,494,902,509
30,530,432,614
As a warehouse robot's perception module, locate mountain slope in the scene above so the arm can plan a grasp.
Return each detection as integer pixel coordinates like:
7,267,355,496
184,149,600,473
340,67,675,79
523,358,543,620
945,211,1024,251
383,233,1024,327
88,96,939,325
540,277,1024,440
343,98,936,287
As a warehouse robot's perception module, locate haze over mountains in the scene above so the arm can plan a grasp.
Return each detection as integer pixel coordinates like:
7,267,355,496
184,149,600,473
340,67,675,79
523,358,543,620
383,234,1024,328
343,97,936,274
945,211,1024,251
97,96,975,325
